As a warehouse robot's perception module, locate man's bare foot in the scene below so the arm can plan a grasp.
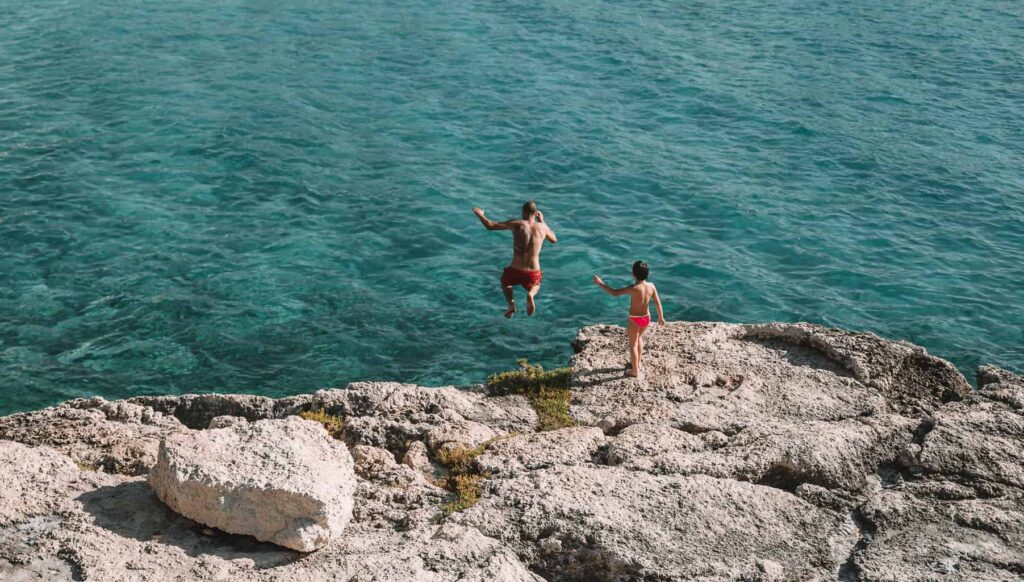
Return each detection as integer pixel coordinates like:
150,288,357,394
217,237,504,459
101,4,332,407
526,294,536,316
505,302,517,318
626,371,639,378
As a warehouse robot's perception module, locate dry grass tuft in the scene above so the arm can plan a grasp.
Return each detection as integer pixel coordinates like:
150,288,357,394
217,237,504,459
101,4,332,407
440,473,489,515
299,408,345,440
432,436,518,516
487,359,575,431
76,460,97,472
435,443,486,475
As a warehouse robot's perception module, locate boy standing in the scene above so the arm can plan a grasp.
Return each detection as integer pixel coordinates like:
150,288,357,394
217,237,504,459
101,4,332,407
593,261,666,377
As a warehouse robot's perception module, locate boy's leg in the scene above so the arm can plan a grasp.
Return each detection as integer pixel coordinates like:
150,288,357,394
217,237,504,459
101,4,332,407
637,325,649,374
627,322,639,377
526,285,540,316
503,285,516,318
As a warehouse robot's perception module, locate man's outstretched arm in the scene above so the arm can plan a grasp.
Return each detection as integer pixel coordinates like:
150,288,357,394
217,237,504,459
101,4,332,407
474,207,513,231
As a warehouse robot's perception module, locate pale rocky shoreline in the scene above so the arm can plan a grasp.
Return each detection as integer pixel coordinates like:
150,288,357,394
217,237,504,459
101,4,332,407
2,322,1023,581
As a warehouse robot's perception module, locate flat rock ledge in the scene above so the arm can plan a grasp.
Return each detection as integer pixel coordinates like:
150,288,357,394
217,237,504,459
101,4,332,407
1,321,1022,581
148,416,355,552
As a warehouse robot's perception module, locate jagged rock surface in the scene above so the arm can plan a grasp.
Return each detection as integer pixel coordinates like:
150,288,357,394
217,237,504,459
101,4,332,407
457,466,857,581
0,322,1021,581
0,397,183,476
477,427,606,476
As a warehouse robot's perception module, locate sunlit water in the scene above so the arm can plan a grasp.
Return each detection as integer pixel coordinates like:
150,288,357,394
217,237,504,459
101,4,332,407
2,0,1022,414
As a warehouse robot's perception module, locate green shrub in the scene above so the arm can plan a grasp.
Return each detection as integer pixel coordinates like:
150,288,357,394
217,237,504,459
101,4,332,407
486,358,571,395
76,460,97,472
432,437,516,516
530,385,576,431
440,473,488,516
486,359,575,431
299,408,345,440
435,443,486,475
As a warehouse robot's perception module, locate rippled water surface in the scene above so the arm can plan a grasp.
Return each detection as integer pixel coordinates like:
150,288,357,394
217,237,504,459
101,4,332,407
2,0,1023,414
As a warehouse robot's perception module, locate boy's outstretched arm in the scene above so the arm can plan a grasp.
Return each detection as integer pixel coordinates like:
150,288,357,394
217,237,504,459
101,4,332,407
473,207,512,231
592,275,631,296
653,285,666,324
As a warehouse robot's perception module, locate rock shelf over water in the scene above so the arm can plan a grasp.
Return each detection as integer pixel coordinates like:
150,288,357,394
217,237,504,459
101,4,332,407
1,322,1022,581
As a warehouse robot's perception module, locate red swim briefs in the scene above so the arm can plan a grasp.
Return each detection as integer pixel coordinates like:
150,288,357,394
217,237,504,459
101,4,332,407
501,267,543,289
628,314,651,329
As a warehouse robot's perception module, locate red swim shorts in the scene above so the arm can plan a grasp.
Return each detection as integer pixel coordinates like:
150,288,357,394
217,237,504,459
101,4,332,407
501,267,543,289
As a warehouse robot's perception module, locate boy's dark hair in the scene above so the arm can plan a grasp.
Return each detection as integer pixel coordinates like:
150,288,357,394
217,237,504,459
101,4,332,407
522,201,538,217
633,261,649,281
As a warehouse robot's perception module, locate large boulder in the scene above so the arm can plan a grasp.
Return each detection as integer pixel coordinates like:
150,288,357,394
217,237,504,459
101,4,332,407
148,416,355,552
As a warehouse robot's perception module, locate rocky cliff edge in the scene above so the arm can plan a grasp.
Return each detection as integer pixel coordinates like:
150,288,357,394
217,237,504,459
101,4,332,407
1,322,1022,581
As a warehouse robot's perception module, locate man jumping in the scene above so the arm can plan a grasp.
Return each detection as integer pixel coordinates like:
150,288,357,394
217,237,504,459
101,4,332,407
473,201,557,318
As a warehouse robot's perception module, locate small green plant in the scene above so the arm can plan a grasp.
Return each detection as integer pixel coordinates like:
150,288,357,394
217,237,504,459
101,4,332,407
299,408,345,440
76,460,97,472
487,359,575,431
435,443,486,474
440,473,487,515
530,385,576,431
432,436,516,517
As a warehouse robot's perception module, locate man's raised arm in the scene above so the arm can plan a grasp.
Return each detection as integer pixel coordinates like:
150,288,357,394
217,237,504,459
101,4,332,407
474,207,513,231
537,211,557,243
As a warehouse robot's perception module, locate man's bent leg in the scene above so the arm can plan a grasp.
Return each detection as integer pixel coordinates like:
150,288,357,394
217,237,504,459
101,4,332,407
503,285,516,318
526,285,540,316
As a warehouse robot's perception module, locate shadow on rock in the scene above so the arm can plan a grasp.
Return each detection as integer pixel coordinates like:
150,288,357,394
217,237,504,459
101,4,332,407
572,367,629,388
76,480,302,569
740,336,855,378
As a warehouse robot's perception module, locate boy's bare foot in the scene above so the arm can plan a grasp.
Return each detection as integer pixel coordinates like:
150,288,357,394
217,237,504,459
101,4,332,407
526,294,536,316
505,302,517,318
626,371,639,378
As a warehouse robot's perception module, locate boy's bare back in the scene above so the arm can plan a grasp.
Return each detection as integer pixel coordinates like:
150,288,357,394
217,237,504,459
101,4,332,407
627,281,656,316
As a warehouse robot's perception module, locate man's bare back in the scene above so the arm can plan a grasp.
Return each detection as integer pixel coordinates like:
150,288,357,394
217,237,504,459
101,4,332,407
473,202,557,317
509,217,551,271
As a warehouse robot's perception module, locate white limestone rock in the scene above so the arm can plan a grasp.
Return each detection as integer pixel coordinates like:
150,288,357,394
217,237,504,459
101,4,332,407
148,416,355,552
402,440,433,474
425,420,498,451
3,322,1022,582
477,427,606,476
456,465,858,580
0,396,183,475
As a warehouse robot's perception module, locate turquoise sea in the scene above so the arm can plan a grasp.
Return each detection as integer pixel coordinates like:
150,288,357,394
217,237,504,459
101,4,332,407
1,0,1022,415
